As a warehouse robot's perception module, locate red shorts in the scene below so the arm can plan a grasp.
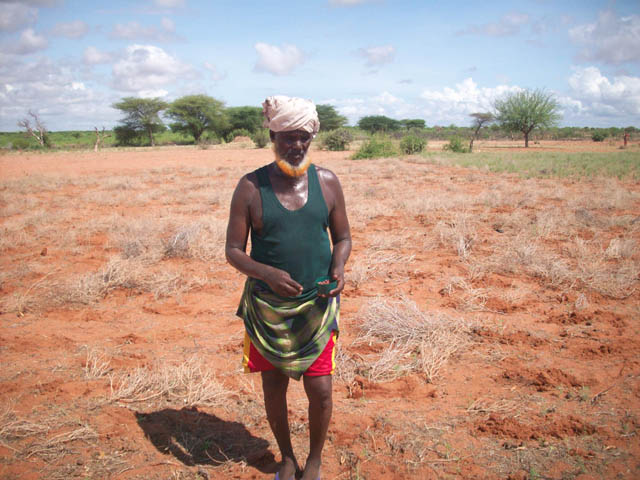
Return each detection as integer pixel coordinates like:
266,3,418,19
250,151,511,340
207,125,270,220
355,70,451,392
243,331,336,377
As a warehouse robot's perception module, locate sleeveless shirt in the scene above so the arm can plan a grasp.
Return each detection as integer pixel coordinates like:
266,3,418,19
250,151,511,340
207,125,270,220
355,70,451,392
250,164,332,296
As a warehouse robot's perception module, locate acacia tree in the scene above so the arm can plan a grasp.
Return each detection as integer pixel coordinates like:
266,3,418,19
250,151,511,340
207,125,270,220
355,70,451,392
316,104,347,131
468,112,493,152
494,89,561,148
226,106,263,134
165,94,227,142
357,115,400,134
400,119,426,130
112,97,168,146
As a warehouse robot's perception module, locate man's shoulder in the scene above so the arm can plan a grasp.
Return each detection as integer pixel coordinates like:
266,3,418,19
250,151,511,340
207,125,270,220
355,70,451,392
314,165,339,183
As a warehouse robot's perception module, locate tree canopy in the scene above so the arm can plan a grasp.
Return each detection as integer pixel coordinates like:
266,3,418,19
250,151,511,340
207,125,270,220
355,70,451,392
165,94,227,142
316,104,347,131
494,89,561,147
357,115,401,133
400,119,426,130
468,112,494,152
112,97,168,146
226,106,264,134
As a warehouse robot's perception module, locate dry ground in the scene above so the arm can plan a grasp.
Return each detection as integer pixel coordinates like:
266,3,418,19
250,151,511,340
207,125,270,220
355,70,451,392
0,141,639,479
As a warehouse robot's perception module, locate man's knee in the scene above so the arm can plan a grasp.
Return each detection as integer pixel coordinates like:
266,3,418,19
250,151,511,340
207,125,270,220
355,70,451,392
261,370,289,396
304,375,333,409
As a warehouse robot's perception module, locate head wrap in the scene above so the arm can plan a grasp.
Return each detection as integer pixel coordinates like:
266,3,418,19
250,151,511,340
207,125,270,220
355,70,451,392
262,95,320,137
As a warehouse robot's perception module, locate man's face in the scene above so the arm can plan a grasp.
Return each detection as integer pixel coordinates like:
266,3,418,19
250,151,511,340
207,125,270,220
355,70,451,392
271,130,313,166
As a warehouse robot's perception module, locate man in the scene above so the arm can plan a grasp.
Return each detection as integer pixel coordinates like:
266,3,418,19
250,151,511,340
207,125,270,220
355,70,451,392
225,95,351,480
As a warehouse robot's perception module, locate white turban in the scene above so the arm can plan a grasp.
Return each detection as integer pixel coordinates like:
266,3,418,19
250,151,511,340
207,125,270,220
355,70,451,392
262,95,320,136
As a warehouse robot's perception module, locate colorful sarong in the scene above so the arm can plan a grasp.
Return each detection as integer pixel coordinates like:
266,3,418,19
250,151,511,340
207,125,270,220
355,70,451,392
236,278,339,380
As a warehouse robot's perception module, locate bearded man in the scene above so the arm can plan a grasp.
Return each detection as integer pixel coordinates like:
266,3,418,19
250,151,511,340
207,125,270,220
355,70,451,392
225,95,351,480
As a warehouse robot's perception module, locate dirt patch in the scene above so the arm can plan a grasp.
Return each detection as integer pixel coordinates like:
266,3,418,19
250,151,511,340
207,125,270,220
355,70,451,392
476,413,597,440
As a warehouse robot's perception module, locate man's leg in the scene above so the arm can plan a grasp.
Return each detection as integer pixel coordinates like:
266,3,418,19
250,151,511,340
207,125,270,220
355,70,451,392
301,374,332,480
261,370,298,480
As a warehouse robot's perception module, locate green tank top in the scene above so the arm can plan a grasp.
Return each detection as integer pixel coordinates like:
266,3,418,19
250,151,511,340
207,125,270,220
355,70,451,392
250,164,332,296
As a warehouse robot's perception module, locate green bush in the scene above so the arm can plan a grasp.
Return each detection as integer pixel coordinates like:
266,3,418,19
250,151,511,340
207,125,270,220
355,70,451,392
251,128,270,148
591,131,607,142
443,136,468,153
11,137,32,150
225,128,251,143
198,131,221,148
321,128,354,151
400,134,427,154
352,135,398,159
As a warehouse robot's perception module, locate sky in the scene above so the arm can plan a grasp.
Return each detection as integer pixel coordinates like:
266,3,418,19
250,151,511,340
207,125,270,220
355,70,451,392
1,0,639,131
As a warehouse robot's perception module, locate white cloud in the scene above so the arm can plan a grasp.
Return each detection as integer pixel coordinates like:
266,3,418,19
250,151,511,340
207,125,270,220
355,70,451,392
420,78,521,120
567,66,640,117
83,46,113,65
458,12,530,37
0,55,116,131
0,3,37,32
204,61,226,82
569,10,640,65
52,20,89,38
6,28,48,54
112,44,193,97
153,0,185,7
358,45,395,66
111,20,179,42
254,42,305,76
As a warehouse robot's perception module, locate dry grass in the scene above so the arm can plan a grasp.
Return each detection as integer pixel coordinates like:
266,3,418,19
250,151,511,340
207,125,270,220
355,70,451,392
82,346,112,379
439,277,489,312
109,356,230,408
435,214,477,260
346,251,415,289
0,405,50,447
24,425,98,461
357,297,469,383
3,256,207,314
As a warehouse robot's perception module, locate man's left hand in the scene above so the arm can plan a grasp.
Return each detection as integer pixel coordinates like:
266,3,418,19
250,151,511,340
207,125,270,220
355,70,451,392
322,267,344,297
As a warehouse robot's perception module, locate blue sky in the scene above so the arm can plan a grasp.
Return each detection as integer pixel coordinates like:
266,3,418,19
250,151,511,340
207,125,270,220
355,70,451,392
1,0,639,131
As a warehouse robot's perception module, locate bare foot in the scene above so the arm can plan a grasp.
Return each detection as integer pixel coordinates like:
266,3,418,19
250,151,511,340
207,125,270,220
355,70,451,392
277,456,298,480
301,456,321,480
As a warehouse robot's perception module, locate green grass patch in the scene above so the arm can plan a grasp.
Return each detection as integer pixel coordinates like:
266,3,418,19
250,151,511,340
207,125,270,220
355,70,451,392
414,150,640,179
0,129,197,151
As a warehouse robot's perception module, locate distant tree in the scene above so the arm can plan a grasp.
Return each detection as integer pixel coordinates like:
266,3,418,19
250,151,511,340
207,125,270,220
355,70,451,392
112,97,168,146
494,89,561,148
400,119,426,130
226,106,263,134
17,110,49,147
316,104,347,131
357,115,401,134
468,112,494,152
165,94,227,143
94,126,111,152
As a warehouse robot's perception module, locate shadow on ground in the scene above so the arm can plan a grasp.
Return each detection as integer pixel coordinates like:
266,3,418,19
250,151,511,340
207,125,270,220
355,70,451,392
136,407,274,473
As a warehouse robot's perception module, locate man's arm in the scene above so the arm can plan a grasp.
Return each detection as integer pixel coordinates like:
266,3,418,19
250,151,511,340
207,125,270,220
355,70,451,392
318,169,351,297
225,175,303,297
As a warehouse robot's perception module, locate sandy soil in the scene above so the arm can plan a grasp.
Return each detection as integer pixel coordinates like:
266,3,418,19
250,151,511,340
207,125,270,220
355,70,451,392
0,141,639,479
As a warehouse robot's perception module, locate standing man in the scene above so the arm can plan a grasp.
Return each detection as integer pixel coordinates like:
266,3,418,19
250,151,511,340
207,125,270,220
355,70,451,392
226,95,351,480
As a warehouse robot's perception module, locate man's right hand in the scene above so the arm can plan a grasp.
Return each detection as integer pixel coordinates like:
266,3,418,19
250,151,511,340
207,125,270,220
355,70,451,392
263,267,303,297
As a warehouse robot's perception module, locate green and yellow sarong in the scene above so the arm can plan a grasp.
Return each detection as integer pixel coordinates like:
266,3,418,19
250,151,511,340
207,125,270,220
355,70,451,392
236,278,339,380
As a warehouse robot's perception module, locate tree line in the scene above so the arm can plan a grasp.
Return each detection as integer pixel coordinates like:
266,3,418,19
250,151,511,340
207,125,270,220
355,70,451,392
110,95,355,147
10,89,636,151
